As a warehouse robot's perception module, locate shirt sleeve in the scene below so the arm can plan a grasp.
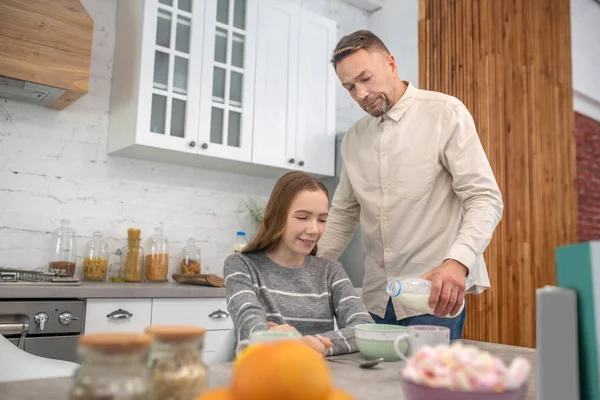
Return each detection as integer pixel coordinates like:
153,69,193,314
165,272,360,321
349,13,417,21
316,261,374,356
317,136,361,261
440,104,504,271
224,255,269,344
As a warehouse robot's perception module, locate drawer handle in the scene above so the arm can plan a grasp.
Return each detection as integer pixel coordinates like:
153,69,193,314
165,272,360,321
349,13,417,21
209,309,229,319
107,309,133,320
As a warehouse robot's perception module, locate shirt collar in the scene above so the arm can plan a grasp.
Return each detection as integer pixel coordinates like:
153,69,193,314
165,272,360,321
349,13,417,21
380,81,417,123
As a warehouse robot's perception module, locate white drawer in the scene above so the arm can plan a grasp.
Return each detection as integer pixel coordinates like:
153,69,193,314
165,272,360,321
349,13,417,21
151,298,233,331
85,298,152,334
204,329,230,353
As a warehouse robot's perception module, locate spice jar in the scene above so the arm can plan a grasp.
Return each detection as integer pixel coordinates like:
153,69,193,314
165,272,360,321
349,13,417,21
83,231,109,281
49,219,77,277
146,227,169,282
108,249,125,283
70,333,153,400
180,238,201,275
124,228,144,282
145,326,208,400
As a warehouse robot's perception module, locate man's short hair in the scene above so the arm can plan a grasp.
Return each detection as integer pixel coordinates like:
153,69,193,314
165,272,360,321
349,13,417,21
331,30,391,70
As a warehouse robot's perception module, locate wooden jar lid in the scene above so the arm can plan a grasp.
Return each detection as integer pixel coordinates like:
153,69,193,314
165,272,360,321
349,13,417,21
78,333,152,354
144,325,206,342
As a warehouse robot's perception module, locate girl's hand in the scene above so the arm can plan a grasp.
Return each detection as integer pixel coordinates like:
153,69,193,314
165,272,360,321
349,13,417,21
302,335,333,355
267,322,299,333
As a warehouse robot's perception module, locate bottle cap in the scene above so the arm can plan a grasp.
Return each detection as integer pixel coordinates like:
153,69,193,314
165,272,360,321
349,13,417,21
386,280,402,297
236,231,246,236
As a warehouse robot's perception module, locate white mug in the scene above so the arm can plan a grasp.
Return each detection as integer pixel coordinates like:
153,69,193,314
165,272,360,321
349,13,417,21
393,325,450,361
235,330,302,355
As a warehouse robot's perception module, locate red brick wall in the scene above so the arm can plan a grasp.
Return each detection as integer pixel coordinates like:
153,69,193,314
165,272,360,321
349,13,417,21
575,112,600,241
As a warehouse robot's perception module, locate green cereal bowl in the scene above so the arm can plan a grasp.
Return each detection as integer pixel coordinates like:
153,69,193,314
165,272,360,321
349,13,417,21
354,324,409,362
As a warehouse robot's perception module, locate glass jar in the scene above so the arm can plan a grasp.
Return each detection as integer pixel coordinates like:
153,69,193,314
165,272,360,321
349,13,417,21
125,228,144,282
146,227,169,282
108,249,126,283
145,326,208,400
179,238,201,275
49,219,77,277
70,333,152,400
83,231,109,281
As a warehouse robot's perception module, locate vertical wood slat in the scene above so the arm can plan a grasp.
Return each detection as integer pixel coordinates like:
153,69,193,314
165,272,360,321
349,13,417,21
418,0,577,348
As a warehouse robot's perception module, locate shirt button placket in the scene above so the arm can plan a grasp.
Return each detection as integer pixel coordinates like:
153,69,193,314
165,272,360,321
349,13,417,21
380,119,391,269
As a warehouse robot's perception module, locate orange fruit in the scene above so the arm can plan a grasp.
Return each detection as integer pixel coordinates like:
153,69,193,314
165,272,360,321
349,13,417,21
232,340,332,400
195,387,233,400
234,343,266,371
326,388,355,400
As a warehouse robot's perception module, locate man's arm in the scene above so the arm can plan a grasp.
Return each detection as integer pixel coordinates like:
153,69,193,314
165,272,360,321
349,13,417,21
423,103,503,318
442,103,504,271
317,161,361,260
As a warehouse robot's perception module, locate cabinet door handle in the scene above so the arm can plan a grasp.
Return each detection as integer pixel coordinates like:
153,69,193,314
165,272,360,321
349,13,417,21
189,141,196,148
298,160,305,166
201,143,208,149
209,309,229,319
107,309,133,320
288,158,295,164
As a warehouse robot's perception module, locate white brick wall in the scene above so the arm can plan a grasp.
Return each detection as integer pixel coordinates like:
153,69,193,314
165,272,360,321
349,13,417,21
0,0,368,277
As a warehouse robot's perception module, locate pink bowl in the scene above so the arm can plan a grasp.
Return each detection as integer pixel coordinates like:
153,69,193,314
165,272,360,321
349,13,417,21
400,375,528,400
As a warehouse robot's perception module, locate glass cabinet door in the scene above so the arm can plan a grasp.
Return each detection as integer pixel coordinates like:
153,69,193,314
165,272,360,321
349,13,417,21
198,0,258,161
143,0,203,152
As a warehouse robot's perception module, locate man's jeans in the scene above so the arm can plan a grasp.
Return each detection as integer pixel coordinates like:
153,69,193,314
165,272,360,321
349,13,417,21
369,298,467,340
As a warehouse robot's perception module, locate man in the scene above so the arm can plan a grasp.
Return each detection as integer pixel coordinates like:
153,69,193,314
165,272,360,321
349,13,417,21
317,30,503,339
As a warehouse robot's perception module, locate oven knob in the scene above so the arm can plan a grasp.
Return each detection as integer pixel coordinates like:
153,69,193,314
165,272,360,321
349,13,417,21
34,312,48,331
59,312,79,325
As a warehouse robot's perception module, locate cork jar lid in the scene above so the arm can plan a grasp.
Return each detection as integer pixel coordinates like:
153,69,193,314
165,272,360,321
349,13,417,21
144,325,206,342
79,333,152,354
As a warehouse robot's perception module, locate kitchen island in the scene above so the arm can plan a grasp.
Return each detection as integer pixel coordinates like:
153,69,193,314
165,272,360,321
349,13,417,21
0,340,537,400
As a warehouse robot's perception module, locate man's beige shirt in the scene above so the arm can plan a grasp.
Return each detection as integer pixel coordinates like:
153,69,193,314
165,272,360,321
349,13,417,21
317,82,503,320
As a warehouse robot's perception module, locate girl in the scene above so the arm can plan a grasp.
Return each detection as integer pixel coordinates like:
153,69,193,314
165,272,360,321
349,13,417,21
224,171,374,355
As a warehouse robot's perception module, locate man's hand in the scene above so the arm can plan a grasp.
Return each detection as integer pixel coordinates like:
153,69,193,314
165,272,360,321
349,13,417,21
267,322,299,333
421,259,468,318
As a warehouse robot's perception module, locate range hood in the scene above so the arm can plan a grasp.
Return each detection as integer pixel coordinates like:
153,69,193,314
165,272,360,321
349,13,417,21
0,0,94,110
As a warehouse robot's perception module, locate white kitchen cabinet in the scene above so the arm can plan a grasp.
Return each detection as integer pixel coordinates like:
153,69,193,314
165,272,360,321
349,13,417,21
108,0,335,177
150,298,233,331
252,0,336,176
84,299,152,334
108,0,257,163
197,0,258,162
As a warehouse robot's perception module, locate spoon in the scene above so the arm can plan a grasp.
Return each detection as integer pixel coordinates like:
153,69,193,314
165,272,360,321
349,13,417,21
327,357,384,369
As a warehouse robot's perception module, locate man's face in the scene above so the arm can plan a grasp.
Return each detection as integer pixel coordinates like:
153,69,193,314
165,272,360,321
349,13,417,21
335,49,397,118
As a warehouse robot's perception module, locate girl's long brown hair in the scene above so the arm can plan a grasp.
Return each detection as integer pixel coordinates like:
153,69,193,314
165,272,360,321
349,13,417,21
242,171,328,256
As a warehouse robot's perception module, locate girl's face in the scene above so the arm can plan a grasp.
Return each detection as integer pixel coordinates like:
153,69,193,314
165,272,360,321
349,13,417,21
280,189,329,257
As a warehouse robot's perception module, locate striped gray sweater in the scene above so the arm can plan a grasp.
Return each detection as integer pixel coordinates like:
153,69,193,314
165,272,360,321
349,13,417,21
224,252,374,356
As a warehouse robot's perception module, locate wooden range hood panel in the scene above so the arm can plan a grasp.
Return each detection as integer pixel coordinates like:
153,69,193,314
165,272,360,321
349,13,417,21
0,0,94,110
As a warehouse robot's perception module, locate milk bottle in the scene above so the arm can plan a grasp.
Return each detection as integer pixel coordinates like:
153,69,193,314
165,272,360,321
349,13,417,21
386,276,474,318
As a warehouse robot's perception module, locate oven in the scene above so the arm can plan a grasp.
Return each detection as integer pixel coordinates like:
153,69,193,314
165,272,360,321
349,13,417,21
0,299,84,363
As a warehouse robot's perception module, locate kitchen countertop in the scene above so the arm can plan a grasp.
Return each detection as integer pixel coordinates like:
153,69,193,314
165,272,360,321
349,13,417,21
0,281,225,299
0,340,536,400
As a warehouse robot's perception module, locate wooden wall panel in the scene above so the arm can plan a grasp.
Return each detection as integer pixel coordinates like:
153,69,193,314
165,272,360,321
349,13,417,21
419,0,578,348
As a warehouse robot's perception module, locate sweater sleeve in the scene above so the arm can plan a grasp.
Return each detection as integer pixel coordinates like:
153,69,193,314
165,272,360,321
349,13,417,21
224,254,269,343
317,261,374,356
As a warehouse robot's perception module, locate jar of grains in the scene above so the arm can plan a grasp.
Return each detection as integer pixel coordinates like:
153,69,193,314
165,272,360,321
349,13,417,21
124,228,144,282
48,219,77,277
179,238,201,275
144,326,208,400
145,227,169,282
83,231,109,281
69,333,152,400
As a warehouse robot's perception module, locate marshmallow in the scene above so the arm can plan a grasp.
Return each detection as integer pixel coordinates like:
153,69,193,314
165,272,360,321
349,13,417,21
402,342,531,392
